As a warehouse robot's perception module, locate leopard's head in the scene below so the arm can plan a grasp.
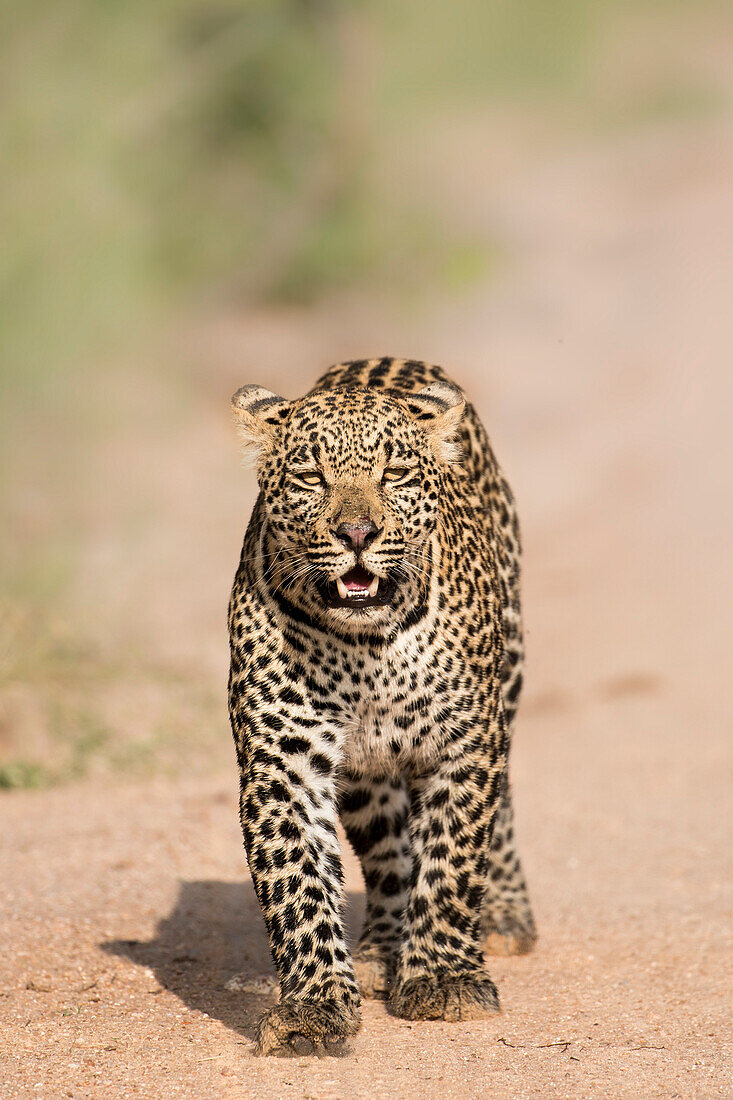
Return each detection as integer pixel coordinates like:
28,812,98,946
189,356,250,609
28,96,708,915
233,381,465,626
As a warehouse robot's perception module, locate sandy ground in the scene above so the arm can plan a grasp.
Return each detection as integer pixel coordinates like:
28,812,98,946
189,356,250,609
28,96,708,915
2,105,733,1097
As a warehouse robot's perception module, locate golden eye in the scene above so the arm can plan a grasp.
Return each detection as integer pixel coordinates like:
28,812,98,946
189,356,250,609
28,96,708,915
382,466,411,483
292,470,324,488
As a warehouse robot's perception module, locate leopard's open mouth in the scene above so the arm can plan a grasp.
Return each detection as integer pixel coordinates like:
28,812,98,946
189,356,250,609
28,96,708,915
319,565,396,609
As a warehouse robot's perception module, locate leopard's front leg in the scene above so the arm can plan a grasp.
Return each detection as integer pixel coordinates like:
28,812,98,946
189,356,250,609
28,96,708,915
235,706,360,1055
390,703,507,1022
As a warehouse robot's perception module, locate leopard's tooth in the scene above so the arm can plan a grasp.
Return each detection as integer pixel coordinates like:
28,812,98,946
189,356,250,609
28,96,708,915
367,575,379,598
336,577,349,600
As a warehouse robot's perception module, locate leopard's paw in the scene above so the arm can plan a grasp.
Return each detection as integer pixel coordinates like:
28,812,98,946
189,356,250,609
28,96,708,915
483,927,537,956
483,912,537,957
254,998,361,1057
390,971,500,1022
352,946,394,1000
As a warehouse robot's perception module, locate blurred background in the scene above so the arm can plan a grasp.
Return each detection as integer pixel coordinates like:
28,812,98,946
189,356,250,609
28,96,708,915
1,0,732,787
3,8,732,1093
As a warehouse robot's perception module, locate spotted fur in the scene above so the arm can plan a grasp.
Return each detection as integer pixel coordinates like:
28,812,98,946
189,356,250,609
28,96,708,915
228,358,536,1056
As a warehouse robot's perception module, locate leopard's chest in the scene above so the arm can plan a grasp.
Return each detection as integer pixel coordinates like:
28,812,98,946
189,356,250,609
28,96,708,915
331,635,449,777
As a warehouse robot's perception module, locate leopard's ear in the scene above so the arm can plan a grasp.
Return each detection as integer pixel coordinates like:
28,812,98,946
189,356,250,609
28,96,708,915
403,381,466,464
231,385,290,462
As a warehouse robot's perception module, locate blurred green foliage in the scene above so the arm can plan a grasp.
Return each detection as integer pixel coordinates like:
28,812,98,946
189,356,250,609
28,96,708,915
2,0,723,395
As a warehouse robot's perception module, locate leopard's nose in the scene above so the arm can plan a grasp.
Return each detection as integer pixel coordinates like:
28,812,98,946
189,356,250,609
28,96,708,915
333,521,379,554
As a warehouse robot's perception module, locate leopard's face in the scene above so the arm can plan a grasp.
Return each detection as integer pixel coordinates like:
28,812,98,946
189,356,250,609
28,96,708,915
234,384,465,624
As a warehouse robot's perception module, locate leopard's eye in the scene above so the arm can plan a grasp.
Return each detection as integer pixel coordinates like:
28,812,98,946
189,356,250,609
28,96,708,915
291,470,324,488
382,466,412,484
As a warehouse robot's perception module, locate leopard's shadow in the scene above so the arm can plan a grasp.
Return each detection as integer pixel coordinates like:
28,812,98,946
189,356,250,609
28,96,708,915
102,880,366,1042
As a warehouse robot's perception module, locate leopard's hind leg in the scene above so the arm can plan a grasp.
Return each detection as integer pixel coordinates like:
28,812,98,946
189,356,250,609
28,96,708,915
482,776,536,954
482,602,537,956
339,774,412,998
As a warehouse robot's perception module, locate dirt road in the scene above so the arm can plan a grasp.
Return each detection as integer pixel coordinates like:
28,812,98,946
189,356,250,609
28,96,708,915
2,110,732,1097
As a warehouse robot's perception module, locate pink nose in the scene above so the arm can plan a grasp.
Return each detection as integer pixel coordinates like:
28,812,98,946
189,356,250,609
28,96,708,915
333,521,379,553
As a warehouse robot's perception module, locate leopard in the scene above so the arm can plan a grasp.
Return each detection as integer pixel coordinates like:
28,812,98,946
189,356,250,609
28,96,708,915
227,357,536,1056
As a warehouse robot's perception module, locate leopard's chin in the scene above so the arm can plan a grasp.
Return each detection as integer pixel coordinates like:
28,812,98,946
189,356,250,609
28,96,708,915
318,565,397,610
